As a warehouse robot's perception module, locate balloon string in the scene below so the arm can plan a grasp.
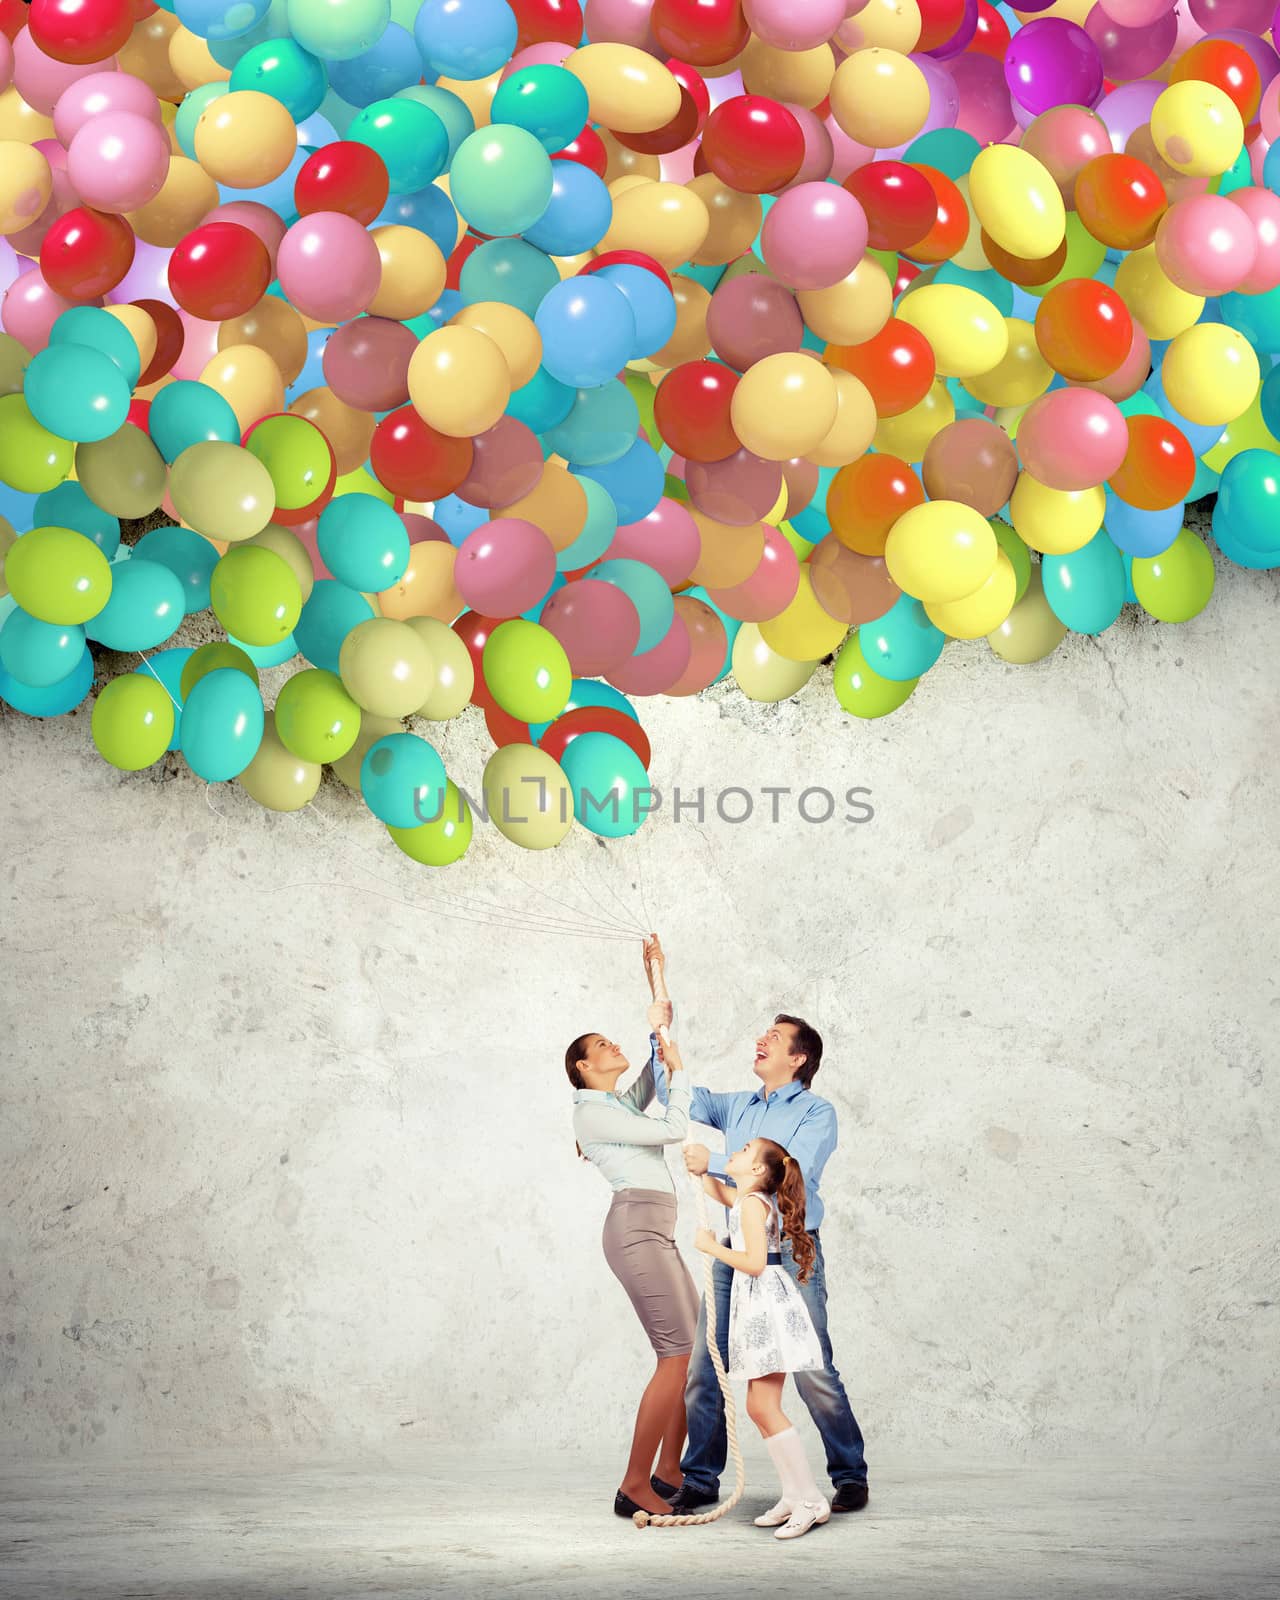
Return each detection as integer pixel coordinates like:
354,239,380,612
542,847,651,937
561,841,651,936
136,651,182,713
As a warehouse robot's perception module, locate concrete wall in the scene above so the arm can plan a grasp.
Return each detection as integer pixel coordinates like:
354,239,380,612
2,568,1277,1465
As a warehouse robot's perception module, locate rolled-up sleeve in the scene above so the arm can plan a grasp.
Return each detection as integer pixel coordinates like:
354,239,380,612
575,1072,690,1147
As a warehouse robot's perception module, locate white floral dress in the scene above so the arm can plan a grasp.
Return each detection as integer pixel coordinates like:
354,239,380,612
726,1191,825,1381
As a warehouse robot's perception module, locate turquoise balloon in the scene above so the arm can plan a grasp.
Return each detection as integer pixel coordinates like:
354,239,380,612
48,307,142,390
24,345,130,443
347,95,450,191
449,125,554,237
905,126,981,178
0,607,86,687
1212,447,1280,567
460,237,559,314
529,678,637,742
555,476,617,572
293,578,375,672
230,39,329,120
180,667,265,780
84,559,186,651
859,596,945,682
490,64,590,153
134,525,220,613
543,381,639,468
317,492,410,589
288,0,390,62
1042,532,1127,635
229,632,300,667
0,642,93,715
360,731,447,826
583,558,674,655
176,81,228,157
148,381,241,463
507,364,575,430
934,263,1013,317
132,646,193,750
558,731,650,839
32,482,119,556
396,84,474,162
1220,284,1280,355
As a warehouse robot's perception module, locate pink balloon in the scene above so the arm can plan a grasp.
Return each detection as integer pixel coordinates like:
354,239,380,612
203,201,287,272
52,71,161,146
1102,0,1175,21
0,33,12,97
1249,131,1271,186
170,308,221,379
582,0,660,51
1154,193,1258,296
6,161,77,258
744,0,847,49
1079,320,1151,401
1,266,77,353
666,594,727,695
1084,2,1178,82
403,512,449,544
456,517,556,617
779,104,834,187
824,114,874,182
541,580,641,676
67,112,169,213
686,448,782,525
105,237,177,307
1262,78,1280,146
292,516,334,580
1227,186,1280,294
609,496,699,585
277,212,381,324
949,51,1016,145
605,613,692,695
500,42,575,80
760,181,868,290
454,416,543,509
659,140,699,184
1017,389,1129,491
13,30,115,116
0,239,19,303
705,523,801,622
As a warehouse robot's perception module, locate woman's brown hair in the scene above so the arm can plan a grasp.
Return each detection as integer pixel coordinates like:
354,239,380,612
566,1034,592,1160
756,1138,816,1283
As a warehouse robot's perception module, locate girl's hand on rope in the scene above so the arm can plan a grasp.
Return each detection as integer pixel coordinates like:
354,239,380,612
647,999,673,1034
661,1036,684,1075
694,1228,718,1256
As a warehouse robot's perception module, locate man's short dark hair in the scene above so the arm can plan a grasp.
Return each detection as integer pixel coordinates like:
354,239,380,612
775,1013,822,1090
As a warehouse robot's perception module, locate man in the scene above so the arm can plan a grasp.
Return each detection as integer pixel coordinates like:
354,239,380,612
664,1015,870,1515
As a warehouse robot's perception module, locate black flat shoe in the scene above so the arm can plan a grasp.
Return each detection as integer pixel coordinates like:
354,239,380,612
668,1483,719,1513
651,1474,680,1500
615,1489,657,1518
831,1482,869,1512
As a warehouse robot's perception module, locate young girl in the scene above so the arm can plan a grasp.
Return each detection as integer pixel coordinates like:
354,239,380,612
694,1136,830,1540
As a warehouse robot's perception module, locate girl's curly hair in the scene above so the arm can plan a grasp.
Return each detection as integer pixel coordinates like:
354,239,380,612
755,1138,816,1283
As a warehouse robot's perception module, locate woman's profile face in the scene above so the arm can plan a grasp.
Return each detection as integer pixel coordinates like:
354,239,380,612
578,1034,629,1084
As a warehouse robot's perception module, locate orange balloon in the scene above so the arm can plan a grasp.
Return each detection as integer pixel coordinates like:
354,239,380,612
827,453,926,555
378,541,464,623
288,386,376,475
688,511,766,588
652,275,712,367
502,462,588,551
117,11,185,101
200,343,284,431
219,297,309,387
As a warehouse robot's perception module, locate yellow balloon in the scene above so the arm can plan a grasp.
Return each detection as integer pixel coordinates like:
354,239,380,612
435,71,500,129
687,174,762,267
1150,81,1243,178
369,226,446,322
339,617,434,718
1201,390,1279,473
807,370,877,468
739,37,835,106
564,44,682,135
237,712,322,812
169,440,275,541
829,48,929,149
193,90,296,189
757,570,848,662
407,325,510,438
406,616,474,718
1113,245,1204,340
1160,323,1260,428
987,565,1068,663
600,181,710,271
732,622,821,702
483,744,574,850
331,712,403,790
961,317,1053,408
168,24,230,90
1008,474,1104,554
0,143,51,236
730,353,839,461
884,499,998,604
837,0,923,52
200,343,285,432
968,145,1066,262
895,284,1008,379
687,511,766,588
925,549,1016,638
797,258,893,347
244,524,314,604
450,300,542,389
126,156,219,247
378,541,463,623
872,379,954,462
0,90,55,144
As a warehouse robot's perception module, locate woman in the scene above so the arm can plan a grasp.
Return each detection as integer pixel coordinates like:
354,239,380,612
566,938,699,1519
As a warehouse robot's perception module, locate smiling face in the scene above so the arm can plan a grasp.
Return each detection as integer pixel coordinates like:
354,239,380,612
725,1138,767,1184
753,1020,804,1085
576,1033,629,1090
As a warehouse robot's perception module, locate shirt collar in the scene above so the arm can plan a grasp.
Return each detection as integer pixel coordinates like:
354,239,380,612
751,1078,807,1106
573,1088,616,1104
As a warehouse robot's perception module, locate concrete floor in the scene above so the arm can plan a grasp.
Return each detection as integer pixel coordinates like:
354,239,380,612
1,1450,1277,1600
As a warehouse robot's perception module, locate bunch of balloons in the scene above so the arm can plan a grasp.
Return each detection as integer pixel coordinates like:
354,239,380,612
2,0,1280,862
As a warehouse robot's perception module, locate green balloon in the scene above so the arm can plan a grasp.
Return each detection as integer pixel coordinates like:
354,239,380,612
210,546,303,646
833,635,918,719
1025,213,1106,300
4,525,112,625
482,619,571,724
243,414,334,516
180,641,260,700
990,517,1032,604
92,675,176,771
1131,528,1215,623
0,333,31,400
387,779,472,866
274,667,362,762
0,395,74,494
627,371,659,449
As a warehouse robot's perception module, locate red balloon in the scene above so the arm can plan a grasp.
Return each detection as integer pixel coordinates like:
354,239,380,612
551,126,608,177
666,58,710,127
653,360,740,461
166,222,271,322
915,0,966,51
293,142,390,225
0,0,30,38
445,232,483,289
842,162,937,251
484,700,533,747
580,249,672,290
371,407,475,501
826,319,936,417
132,298,184,385
700,95,804,194
970,0,1012,60
1107,414,1195,510
28,0,133,64
538,705,652,767
893,259,921,298
1034,277,1133,381
651,0,748,68
508,0,583,50
452,610,506,712
902,164,970,263
39,207,135,300
126,397,150,431
613,85,702,155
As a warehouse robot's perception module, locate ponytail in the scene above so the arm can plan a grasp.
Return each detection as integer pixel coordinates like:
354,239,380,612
565,1034,591,1162
758,1138,816,1283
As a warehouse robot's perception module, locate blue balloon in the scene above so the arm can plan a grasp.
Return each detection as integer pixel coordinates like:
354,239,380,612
206,0,289,68
218,145,309,213
176,0,271,41
295,109,341,146
180,668,265,781
32,483,119,556
360,731,448,826
406,289,462,340
529,677,637,741
230,39,329,121
1220,285,1280,355
523,161,612,255
583,557,674,654
317,493,410,589
229,632,300,667
25,345,130,443
413,0,517,80
460,237,559,314
1042,532,1127,635
1103,491,1182,558
572,436,663,524
595,262,677,359
85,559,186,651
0,643,93,716
375,181,459,255
327,21,420,103
133,647,193,750
556,476,617,572
506,365,575,431
148,381,241,463
0,483,35,532
434,494,489,546
536,276,636,388
0,607,86,687
859,596,944,682
558,731,650,838
134,525,220,613
48,306,142,389
544,380,638,467
792,466,838,543
294,579,375,672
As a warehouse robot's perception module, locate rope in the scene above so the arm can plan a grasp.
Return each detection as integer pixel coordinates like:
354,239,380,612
633,944,746,1531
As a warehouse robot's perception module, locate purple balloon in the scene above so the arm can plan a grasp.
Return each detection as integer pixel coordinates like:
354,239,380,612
1006,20,1104,117
950,51,1016,145
876,54,959,159
1189,0,1272,28
1096,80,1164,152
1084,3,1178,81
105,238,178,309
927,0,979,59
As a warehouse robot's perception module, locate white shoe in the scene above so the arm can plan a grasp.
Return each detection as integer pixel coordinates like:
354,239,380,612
754,1497,793,1527
774,1498,831,1540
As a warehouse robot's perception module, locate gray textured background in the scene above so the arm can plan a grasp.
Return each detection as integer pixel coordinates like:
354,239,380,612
2,563,1277,1470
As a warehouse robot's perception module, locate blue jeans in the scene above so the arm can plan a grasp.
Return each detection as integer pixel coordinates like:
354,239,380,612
680,1230,868,1496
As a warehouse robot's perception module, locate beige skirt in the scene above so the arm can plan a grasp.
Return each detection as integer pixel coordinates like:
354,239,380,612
602,1188,700,1359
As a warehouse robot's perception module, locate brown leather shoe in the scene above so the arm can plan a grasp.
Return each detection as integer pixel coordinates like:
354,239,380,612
831,1482,869,1511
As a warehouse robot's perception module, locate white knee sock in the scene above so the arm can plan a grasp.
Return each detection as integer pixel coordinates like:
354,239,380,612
768,1426,823,1505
